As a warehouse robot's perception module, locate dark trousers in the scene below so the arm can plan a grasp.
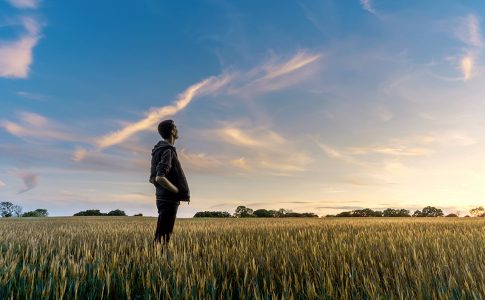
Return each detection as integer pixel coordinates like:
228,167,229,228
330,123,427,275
154,200,180,245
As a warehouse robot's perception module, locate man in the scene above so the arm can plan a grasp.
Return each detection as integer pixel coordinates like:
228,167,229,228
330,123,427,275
150,119,190,248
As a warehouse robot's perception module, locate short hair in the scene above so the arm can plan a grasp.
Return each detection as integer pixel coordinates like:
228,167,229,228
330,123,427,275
158,120,175,139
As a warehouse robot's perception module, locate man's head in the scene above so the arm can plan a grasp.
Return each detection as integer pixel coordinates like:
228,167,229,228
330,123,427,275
158,120,178,140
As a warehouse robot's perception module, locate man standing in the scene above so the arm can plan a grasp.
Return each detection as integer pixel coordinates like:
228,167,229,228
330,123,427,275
150,120,190,248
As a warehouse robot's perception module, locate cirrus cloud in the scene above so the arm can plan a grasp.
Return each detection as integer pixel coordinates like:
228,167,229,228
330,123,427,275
6,0,39,9
0,16,42,78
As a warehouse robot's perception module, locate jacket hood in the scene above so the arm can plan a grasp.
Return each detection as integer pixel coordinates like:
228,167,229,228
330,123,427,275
152,140,175,155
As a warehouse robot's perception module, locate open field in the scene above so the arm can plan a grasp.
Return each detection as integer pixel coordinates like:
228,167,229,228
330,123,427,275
1,217,485,299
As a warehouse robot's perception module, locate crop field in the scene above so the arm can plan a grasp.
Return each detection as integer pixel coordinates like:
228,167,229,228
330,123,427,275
1,217,485,299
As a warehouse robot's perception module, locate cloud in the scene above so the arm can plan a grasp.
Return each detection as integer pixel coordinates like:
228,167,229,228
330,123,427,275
0,16,42,78
178,149,224,173
72,148,87,162
16,171,38,193
317,131,475,165
232,50,323,94
347,146,433,156
390,132,477,147
95,74,232,150
454,14,483,81
201,122,312,176
316,205,366,210
213,125,286,149
16,91,49,101
230,157,251,171
455,14,483,48
0,180,5,188
6,0,38,9
1,111,83,142
360,0,376,15
80,49,322,165
461,55,474,80
259,50,322,80
314,140,365,166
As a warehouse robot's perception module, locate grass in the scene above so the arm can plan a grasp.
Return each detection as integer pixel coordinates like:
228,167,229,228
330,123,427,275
1,217,485,299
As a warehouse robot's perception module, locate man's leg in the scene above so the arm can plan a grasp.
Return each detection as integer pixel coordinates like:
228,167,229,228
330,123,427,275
154,201,179,247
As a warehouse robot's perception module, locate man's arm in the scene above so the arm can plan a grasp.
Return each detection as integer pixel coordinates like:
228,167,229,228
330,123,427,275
155,149,179,193
155,176,179,193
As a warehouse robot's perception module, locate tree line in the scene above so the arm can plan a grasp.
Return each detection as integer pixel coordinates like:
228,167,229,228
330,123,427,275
326,206,455,217
0,202,143,217
73,209,128,216
0,202,48,217
4,200,485,218
194,205,485,218
194,206,319,218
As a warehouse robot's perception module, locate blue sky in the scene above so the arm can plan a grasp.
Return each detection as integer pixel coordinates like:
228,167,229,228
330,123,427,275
2,0,485,217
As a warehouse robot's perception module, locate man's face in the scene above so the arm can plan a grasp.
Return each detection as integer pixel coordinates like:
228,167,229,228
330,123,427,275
172,124,179,139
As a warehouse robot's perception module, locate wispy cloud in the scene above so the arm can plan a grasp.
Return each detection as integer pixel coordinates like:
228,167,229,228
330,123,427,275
347,146,433,156
213,125,286,149
72,148,87,162
314,140,365,166
232,50,323,94
259,50,322,80
1,111,83,142
95,74,232,150
0,16,42,78
178,149,224,173
454,14,483,80
201,122,312,176
85,49,322,158
316,131,475,164
359,0,376,15
16,91,49,101
0,179,6,188
390,132,477,147
230,157,251,171
455,14,483,48
6,0,39,9
16,171,38,194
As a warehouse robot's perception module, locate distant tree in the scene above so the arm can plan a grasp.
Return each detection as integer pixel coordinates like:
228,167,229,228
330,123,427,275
22,209,48,217
470,207,485,217
13,205,23,217
421,206,443,217
464,215,471,218
351,208,383,217
300,212,319,218
413,210,423,217
336,211,352,217
275,208,292,217
0,201,15,217
383,208,411,217
268,210,278,217
325,214,336,218
73,209,106,216
413,206,443,217
445,213,458,217
234,206,254,218
107,209,126,216
253,209,275,218
194,211,231,218
134,213,143,217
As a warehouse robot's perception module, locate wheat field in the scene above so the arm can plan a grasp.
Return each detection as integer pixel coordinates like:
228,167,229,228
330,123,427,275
1,217,485,299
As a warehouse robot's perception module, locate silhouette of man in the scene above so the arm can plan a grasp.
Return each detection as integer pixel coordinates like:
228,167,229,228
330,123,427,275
150,120,190,248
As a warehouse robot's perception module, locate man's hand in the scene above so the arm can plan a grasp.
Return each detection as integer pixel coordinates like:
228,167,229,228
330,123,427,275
155,176,179,193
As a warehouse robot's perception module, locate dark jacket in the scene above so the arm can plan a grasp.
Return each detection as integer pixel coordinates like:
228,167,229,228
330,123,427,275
150,141,190,202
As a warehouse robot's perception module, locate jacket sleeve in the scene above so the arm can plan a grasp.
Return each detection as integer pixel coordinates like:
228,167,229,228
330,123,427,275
156,149,173,177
